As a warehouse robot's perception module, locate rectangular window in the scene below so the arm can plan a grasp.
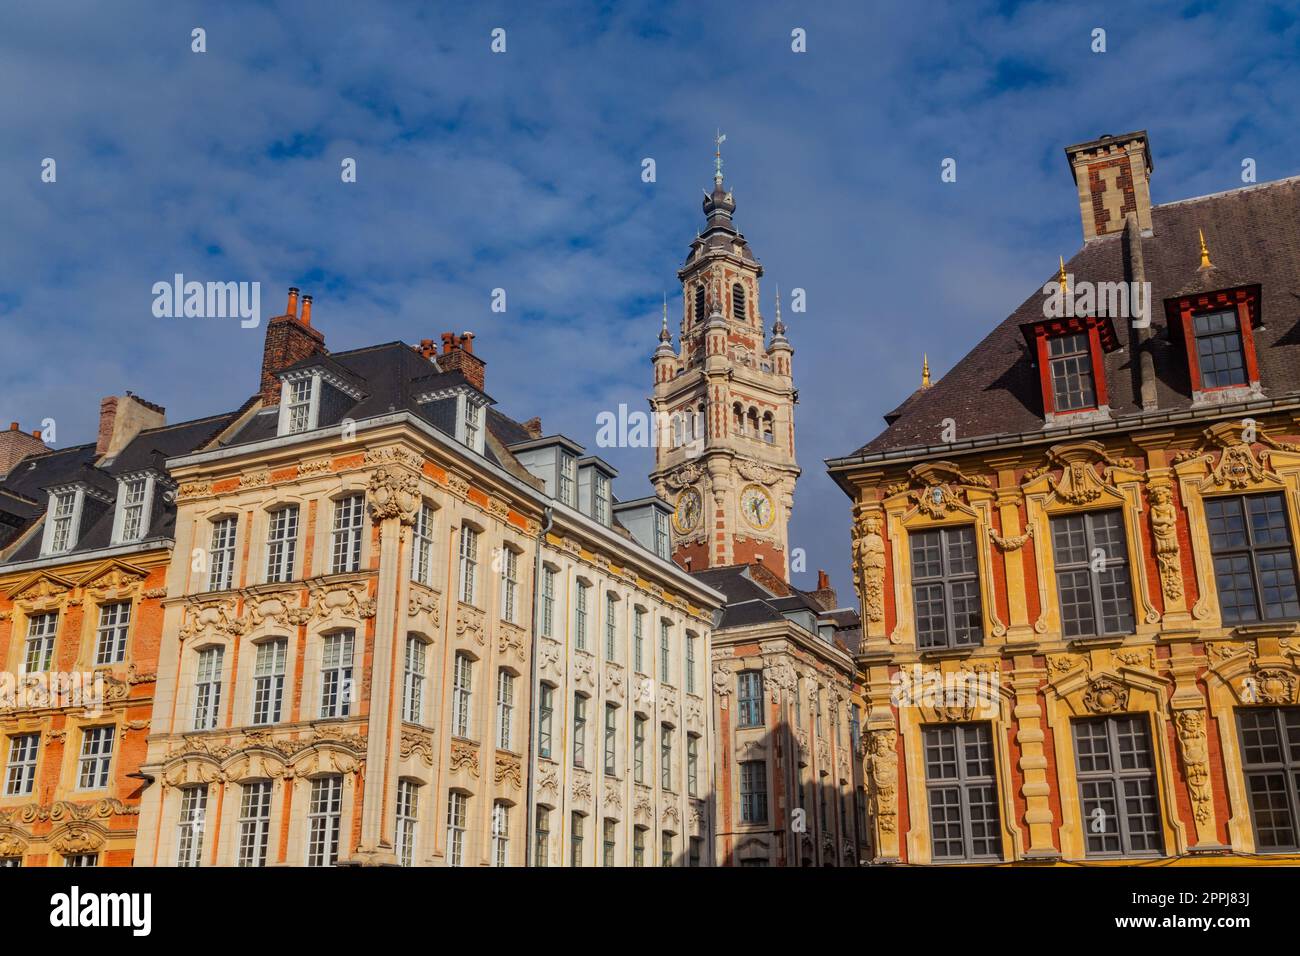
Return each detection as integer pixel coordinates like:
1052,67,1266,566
571,812,584,866
603,818,617,867
687,734,699,797
252,639,287,725
659,620,671,680
1206,493,1300,624
1073,715,1163,857
558,453,576,507
63,854,97,867
604,703,618,775
594,474,610,525
403,636,427,724
396,780,418,868
193,646,224,730
654,511,670,560
1051,509,1136,637
492,801,510,867
633,826,646,867
464,400,481,450
534,806,550,867
119,476,148,542
307,776,343,866
447,792,468,867
604,593,618,660
660,724,672,791
1048,331,1097,411
685,634,697,695
238,781,272,868
575,581,590,651
265,505,299,583
77,727,114,790
458,526,479,605
911,525,983,649
49,490,77,553
497,670,515,751
689,837,702,867
286,377,314,433
661,831,673,867
452,653,473,738
176,786,207,868
573,694,588,768
740,760,767,824
207,516,237,591
23,611,58,673
94,602,131,666
1237,707,1300,851
634,715,647,784
500,547,518,623
923,723,1002,861
4,734,39,797
330,496,364,574
538,684,554,759
634,609,645,672
319,631,354,719
411,502,435,586
737,671,764,728
541,566,556,636
1193,309,1247,389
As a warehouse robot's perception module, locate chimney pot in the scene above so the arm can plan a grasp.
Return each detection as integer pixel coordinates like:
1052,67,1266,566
286,287,300,317
8,422,16,431
300,294,313,326
817,569,830,590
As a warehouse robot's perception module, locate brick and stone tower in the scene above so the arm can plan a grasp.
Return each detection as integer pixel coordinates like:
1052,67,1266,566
650,137,799,579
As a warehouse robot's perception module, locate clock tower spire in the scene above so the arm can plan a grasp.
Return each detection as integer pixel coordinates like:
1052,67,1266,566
650,141,799,579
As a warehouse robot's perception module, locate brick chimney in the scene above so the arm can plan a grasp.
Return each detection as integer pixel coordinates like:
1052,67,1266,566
807,569,839,611
96,392,167,460
436,332,486,391
522,417,543,439
0,422,48,476
1064,131,1153,242
260,287,327,406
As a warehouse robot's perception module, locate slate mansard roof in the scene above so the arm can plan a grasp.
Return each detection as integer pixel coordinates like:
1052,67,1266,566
694,564,861,655
836,174,1300,464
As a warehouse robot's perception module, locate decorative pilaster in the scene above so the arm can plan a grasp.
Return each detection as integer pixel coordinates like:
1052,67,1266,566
1009,659,1058,858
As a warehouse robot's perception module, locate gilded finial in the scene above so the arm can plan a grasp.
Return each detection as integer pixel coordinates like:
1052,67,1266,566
1198,229,1214,269
1058,255,1068,295
714,129,727,185
921,354,931,389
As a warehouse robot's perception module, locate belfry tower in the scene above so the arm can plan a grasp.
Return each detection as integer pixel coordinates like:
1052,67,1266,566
650,135,799,579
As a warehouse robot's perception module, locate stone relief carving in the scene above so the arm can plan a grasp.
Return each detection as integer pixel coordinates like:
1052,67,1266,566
866,729,898,835
1173,709,1213,824
851,507,886,625
449,740,480,777
1148,485,1184,602
455,604,486,647
367,466,421,524
400,729,434,766
408,587,442,626
495,752,522,790
1083,674,1130,714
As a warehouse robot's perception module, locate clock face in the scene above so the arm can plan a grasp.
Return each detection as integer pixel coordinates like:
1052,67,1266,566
741,484,775,530
674,488,702,533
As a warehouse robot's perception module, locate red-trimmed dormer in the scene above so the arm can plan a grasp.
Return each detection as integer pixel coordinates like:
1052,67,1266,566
1021,313,1119,427
1165,283,1262,406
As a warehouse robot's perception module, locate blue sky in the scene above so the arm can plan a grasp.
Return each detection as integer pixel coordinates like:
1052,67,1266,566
3,0,1299,594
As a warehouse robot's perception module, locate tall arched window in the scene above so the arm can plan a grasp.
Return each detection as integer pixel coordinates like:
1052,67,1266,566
673,414,684,447
694,285,707,323
732,283,746,321
747,407,760,437
732,403,744,435
762,411,775,444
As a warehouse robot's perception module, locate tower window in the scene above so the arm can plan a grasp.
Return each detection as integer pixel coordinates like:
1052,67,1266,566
732,283,746,321
694,285,706,323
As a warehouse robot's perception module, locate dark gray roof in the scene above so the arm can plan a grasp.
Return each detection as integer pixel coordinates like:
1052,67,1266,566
692,564,855,636
846,175,1300,458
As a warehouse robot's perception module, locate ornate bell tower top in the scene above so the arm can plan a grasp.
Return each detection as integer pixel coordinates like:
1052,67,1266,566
650,140,800,580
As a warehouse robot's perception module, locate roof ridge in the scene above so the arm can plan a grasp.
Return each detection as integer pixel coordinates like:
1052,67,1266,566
1155,173,1300,211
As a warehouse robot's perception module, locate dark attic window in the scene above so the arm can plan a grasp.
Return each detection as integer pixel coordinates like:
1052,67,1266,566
1022,315,1117,419
1047,332,1097,411
1166,286,1261,399
1192,310,1247,389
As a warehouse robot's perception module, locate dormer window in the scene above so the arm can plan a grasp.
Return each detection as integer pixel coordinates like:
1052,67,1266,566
593,473,610,525
1023,315,1117,425
1047,332,1097,411
47,490,78,553
414,384,487,454
286,378,315,433
654,509,670,559
111,472,158,545
1192,310,1246,388
1168,285,1261,404
559,452,576,507
464,401,481,451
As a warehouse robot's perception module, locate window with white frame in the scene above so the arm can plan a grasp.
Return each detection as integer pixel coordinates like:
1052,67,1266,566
192,646,224,731
307,776,343,866
496,669,515,750
604,703,618,776
252,639,287,725
5,734,39,797
558,452,576,507
46,489,78,554
634,715,646,784
238,781,272,867
206,516,237,591
654,510,670,559
573,693,588,768
594,473,610,525
396,780,419,867
571,811,585,866
537,684,554,759
403,635,427,724
115,475,151,543
23,611,58,673
458,526,479,605
633,608,645,672
491,801,510,866
176,785,207,867
285,377,315,434
500,546,518,623
446,792,468,867
632,826,646,867
660,723,673,791
330,495,364,574
77,727,114,790
0,857,20,868
320,631,354,719
265,505,299,583
452,652,473,738
604,592,618,660
541,566,556,636
575,580,590,651
94,602,131,666
464,399,482,452
685,632,697,695
411,502,435,586
63,854,97,867
687,733,699,796
659,620,671,682
602,818,616,867
534,806,550,867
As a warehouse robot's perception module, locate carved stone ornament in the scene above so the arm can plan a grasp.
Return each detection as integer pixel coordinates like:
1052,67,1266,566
663,461,705,491
866,729,898,835
367,466,421,524
498,624,525,663
989,526,1034,552
712,662,733,698
1039,441,1133,505
1148,484,1184,602
1173,709,1213,824
851,505,886,625
455,604,486,646
400,729,434,766
604,779,623,812
1245,668,1296,705
308,582,377,622
572,769,593,804
1209,442,1268,490
763,659,796,703
179,599,246,642
449,739,480,777
495,752,522,790
604,663,625,700
408,586,442,626
1082,674,1130,714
